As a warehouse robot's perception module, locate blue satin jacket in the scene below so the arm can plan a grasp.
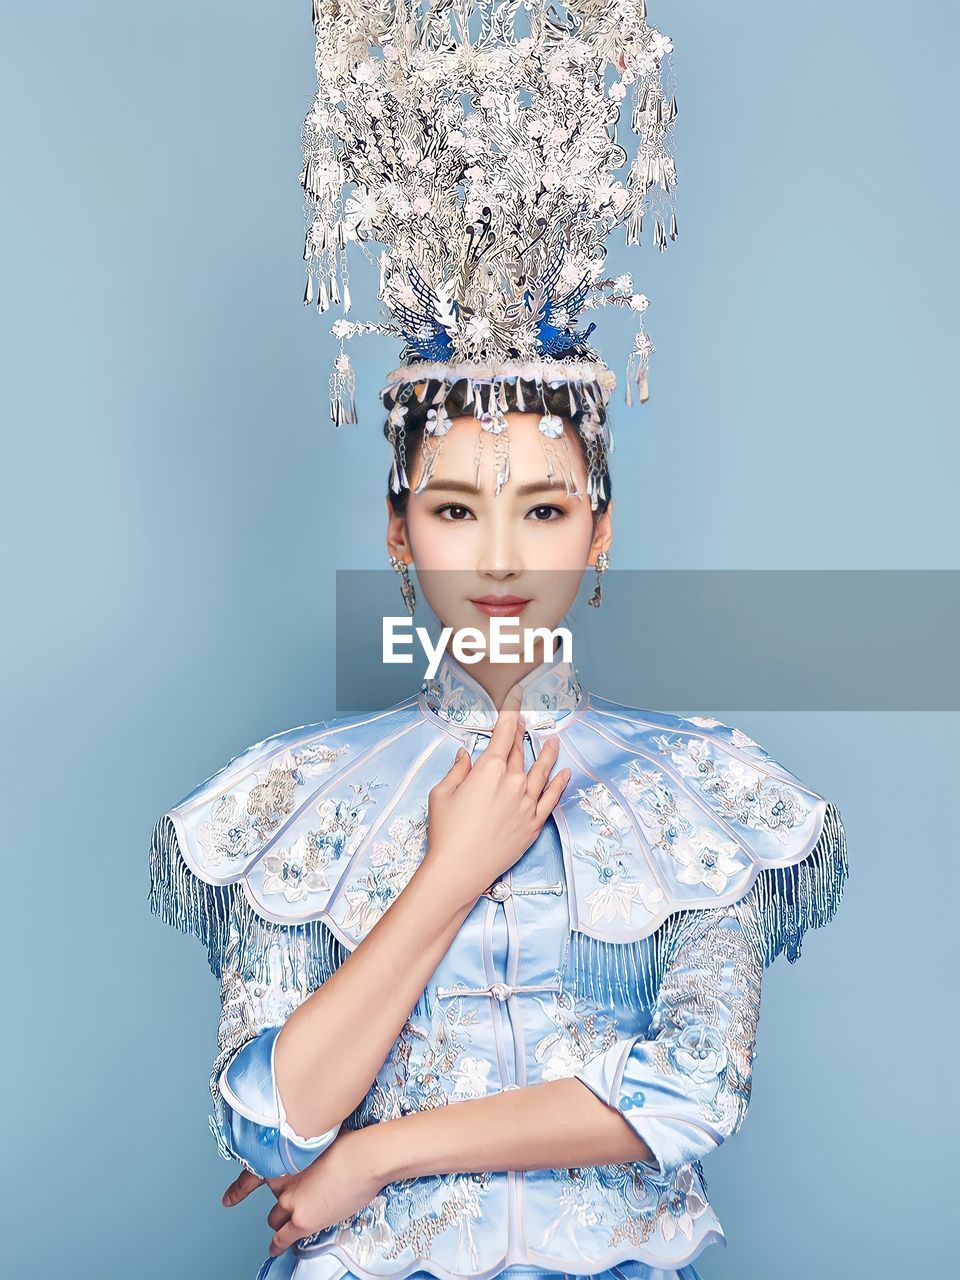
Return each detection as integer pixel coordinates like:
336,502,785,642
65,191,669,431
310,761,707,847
149,651,847,1279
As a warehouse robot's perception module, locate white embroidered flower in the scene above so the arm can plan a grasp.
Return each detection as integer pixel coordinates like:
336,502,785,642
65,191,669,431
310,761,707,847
628,292,649,310
353,60,377,84
412,195,432,216
584,878,664,925
614,273,633,292
261,841,330,903
464,164,485,183
337,1194,394,1261
720,759,765,795
660,1165,709,1244
649,30,674,58
671,829,744,894
608,82,627,101
451,1056,492,1098
541,1041,585,1081
447,130,466,147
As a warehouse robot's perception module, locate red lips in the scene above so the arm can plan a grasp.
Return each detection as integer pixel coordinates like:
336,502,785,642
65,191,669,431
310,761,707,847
469,595,532,616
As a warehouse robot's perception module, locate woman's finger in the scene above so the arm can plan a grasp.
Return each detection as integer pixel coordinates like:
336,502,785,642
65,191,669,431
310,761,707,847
484,684,522,760
534,767,572,823
267,1198,293,1230
270,1217,307,1256
525,735,559,796
431,746,472,796
506,715,526,773
222,1169,265,1207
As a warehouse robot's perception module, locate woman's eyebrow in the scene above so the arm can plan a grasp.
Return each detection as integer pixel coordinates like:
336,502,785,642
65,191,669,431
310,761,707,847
418,479,482,496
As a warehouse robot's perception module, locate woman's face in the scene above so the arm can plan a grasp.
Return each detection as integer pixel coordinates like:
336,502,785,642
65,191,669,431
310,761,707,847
385,411,612,642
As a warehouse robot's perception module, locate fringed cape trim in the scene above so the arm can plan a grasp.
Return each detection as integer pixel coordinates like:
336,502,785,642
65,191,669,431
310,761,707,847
149,799,847,1017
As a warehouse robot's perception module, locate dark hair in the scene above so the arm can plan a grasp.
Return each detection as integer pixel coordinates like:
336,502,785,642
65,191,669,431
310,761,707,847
385,376,612,517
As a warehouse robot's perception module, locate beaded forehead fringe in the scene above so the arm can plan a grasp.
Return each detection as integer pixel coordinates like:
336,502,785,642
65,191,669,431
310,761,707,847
299,1,678,495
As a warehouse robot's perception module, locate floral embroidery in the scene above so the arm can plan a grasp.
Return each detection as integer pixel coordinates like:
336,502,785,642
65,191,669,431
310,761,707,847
533,988,620,1080
659,1165,710,1244
338,809,429,938
196,741,348,868
651,733,809,842
450,1055,493,1098
672,829,745,895
648,908,761,1135
261,781,382,903
572,783,665,924
421,651,582,731
620,761,747,895
322,998,492,1268
333,1172,489,1269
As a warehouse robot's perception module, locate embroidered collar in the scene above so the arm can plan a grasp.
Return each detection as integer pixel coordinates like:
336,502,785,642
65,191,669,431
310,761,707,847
419,648,583,733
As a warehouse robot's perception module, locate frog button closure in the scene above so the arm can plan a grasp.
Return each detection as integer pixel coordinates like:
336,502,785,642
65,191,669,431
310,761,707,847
490,982,512,1001
487,881,512,902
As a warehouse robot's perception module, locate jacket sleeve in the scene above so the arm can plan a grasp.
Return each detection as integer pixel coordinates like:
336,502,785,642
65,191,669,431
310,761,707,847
571,902,763,1180
209,912,341,1179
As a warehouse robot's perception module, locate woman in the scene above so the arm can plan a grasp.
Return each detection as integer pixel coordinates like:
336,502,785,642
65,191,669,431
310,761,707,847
149,390,847,1280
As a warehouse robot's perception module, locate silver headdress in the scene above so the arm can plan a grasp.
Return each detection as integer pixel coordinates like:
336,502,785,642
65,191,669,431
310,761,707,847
301,1,678,505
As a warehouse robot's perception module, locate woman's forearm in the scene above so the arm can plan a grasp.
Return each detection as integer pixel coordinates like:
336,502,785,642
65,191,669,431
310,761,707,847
274,857,478,1139
353,1077,657,1180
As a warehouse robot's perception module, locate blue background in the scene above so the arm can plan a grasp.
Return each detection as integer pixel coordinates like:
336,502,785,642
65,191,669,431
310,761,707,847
1,2,956,1276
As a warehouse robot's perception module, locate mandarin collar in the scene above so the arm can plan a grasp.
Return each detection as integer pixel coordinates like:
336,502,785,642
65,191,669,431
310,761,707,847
419,648,584,734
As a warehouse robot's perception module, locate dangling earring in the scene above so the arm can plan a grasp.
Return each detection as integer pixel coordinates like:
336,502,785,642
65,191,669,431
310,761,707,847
588,550,609,608
389,555,416,616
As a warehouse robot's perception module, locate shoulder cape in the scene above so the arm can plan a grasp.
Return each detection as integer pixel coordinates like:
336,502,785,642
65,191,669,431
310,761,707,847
148,693,847,990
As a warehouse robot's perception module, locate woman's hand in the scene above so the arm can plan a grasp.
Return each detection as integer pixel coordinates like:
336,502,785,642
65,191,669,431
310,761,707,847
222,1168,291,1208
424,684,571,901
263,1130,386,1257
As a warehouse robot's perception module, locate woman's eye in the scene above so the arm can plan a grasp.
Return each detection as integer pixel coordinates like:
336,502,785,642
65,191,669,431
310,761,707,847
435,503,475,521
527,504,565,521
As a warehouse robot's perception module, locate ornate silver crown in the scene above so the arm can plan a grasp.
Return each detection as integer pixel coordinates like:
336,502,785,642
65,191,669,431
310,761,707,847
300,1,678,501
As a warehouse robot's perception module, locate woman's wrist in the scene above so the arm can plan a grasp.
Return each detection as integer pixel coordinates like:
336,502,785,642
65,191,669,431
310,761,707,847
408,849,482,920
344,1117,412,1188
